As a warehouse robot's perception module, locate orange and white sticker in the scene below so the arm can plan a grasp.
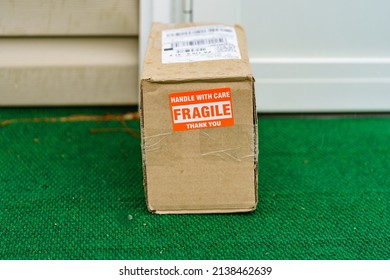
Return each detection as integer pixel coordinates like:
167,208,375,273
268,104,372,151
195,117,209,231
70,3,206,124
169,87,234,131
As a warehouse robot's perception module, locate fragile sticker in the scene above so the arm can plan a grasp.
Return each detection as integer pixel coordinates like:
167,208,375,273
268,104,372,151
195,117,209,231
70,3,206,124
169,88,234,131
162,25,241,64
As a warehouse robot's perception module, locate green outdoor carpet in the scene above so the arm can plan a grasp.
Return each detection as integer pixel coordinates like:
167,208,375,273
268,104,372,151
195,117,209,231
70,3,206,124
0,107,389,260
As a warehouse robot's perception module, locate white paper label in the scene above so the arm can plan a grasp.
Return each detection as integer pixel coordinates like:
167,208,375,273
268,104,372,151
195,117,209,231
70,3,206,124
162,25,241,64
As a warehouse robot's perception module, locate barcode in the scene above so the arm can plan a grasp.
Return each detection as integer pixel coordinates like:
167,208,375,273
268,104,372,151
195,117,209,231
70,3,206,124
169,38,227,49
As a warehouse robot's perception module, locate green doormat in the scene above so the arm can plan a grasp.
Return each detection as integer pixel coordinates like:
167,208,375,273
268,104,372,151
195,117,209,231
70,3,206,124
0,108,389,260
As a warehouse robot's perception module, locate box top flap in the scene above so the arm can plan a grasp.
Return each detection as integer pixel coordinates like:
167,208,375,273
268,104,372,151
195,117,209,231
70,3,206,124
141,22,253,83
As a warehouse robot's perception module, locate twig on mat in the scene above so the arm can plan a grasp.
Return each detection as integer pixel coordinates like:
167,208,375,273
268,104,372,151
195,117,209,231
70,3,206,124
0,112,140,127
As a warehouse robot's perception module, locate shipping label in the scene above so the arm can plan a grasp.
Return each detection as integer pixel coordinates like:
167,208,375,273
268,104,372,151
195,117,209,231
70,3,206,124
169,88,234,131
162,25,241,64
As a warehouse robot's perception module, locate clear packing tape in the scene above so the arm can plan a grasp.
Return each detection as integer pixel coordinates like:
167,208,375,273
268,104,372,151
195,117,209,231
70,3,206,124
142,124,258,164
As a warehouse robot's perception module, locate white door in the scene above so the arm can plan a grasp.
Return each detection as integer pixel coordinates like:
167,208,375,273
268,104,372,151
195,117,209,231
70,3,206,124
141,0,390,112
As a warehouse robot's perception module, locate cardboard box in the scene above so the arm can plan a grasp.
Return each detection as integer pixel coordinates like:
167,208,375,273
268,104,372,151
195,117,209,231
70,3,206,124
140,23,258,214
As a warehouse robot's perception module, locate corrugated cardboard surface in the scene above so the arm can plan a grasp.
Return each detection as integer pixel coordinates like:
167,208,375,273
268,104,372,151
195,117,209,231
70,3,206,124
141,23,257,213
142,23,252,82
